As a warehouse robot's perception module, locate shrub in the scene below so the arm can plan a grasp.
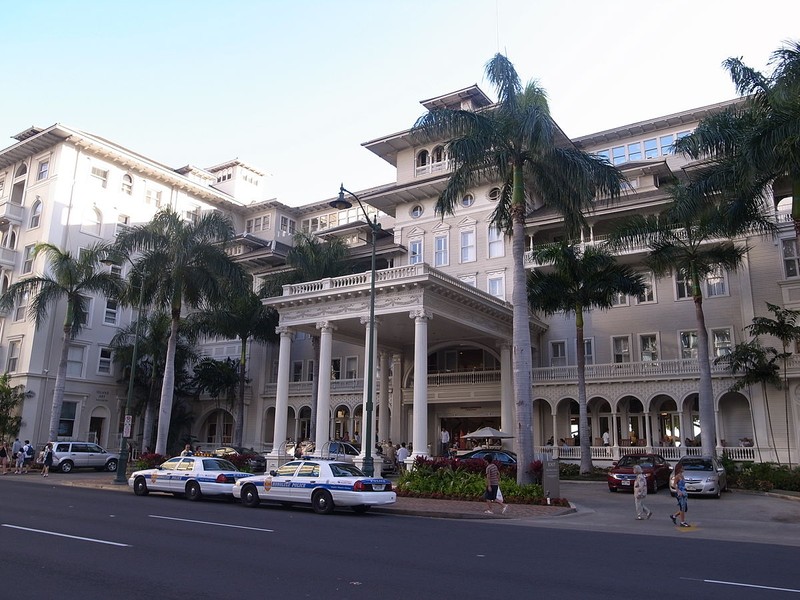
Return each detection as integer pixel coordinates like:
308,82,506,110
134,453,165,470
731,461,800,492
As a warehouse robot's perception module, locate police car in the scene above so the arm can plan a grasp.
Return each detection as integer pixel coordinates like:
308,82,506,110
232,459,396,514
128,455,253,501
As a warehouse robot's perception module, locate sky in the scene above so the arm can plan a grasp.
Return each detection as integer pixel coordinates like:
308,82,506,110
2,1,798,207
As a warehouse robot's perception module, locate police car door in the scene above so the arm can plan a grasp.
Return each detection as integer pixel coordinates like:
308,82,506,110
268,461,301,501
293,461,321,503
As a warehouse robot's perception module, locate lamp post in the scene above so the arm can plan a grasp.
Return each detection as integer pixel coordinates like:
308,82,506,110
330,183,380,476
103,258,146,484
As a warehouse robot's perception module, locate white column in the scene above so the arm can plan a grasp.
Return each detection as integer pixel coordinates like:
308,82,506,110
644,410,653,449
359,316,379,454
390,353,403,444
268,326,293,458
410,310,431,458
314,321,336,454
714,408,723,451
379,351,390,443
500,342,513,448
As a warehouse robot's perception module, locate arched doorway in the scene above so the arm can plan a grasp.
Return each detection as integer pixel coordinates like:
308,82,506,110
201,409,233,447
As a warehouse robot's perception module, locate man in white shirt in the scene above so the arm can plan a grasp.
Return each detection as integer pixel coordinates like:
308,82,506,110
602,431,610,446
396,442,409,464
440,427,450,457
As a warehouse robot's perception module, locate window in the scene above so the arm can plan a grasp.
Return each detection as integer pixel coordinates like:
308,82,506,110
612,336,631,363
6,339,21,372
550,341,567,367
675,269,692,300
13,292,28,322
410,205,423,219
434,235,448,267
640,334,658,362
145,189,162,207
246,216,269,233
331,358,341,380
279,216,295,234
345,356,358,379
636,271,655,303
98,347,113,374
409,239,423,265
659,134,674,155
76,294,92,327
292,361,303,382
115,214,129,236
487,273,505,299
416,150,429,168
90,167,108,188
612,146,626,165
460,229,476,263
29,199,42,229
712,328,732,357
627,142,642,162
83,208,102,236
121,174,133,195
583,339,594,365
305,359,315,382
103,299,118,325
22,244,35,274
431,146,445,164
460,274,477,287
680,330,698,359
705,267,727,297
59,401,78,437
37,160,49,181
0,178,4,196
66,345,86,377
488,226,504,258
644,138,658,159
460,194,474,208
488,187,501,202
783,239,800,277
611,291,628,307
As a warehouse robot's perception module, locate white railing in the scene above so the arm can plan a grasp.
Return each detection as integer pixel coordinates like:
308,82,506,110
427,370,502,386
415,159,452,177
532,445,758,463
533,358,730,383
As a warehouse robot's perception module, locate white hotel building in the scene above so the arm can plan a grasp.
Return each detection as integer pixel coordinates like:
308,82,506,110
1,85,797,465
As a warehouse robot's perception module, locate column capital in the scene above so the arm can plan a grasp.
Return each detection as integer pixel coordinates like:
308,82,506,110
360,316,381,328
409,309,432,321
276,326,295,339
316,321,337,333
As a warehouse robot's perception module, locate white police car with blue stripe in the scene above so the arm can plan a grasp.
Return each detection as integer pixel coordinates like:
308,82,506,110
129,456,253,501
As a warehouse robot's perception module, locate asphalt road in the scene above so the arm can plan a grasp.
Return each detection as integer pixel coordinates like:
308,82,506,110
1,476,799,599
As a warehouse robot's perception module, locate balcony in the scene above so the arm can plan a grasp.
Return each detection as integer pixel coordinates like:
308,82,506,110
415,159,452,178
0,202,23,225
533,358,732,385
0,247,17,268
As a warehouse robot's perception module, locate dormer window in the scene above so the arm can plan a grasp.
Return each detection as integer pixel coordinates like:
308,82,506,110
488,187,501,202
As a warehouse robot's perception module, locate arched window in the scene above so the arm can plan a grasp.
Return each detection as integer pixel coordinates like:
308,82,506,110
432,145,445,163
410,204,424,219
29,199,42,229
1,274,9,295
83,208,102,236
121,174,133,195
14,164,27,178
416,150,429,167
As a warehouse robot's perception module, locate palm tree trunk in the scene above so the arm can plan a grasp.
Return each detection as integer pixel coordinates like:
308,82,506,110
234,337,247,447
576,311,592,474
511,165,535,485
694,294,717,457
47,325,72,442
154,312,180,455
783,354,792,468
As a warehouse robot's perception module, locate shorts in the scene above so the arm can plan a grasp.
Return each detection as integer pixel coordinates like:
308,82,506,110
484,485,498,501
676,495,688,512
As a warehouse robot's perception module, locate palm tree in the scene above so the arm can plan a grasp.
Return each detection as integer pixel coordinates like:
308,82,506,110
715,339,781,463
192,357,240,407
261,231,350,441
676,40,800,233
527,242,645,474
187,281,277,446
115,208,245,455
411,53,626,483
610,184,773,457
111,310,197,453
0,243,122,442
745,303,800,467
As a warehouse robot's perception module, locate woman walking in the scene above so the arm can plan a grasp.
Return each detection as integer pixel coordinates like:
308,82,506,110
633,465,652,520
483,454,509,515
41,443,53,477
670,462,690,527
0,442,8,475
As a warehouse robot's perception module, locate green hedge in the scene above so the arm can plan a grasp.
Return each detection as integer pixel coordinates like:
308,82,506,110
721,454,800,492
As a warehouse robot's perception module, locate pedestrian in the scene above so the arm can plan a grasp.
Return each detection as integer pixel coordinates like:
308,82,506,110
21,440,34,474
11,437,21,463
483,454,509,515
633,465,652,520
180,443,194,457
41,442,54,477
396,442,409,464
0,441,8,474
440,427,450,457
602,431,610,446
670,462,690,527
14,442,26,474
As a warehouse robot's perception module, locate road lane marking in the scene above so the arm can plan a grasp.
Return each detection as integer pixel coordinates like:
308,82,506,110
682,578,800,593
2,524,130,547
149,515,274,532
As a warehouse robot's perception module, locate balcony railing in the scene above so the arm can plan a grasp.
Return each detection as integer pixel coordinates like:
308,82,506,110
533,358,731,383
415,159,452,177
534,444,759,462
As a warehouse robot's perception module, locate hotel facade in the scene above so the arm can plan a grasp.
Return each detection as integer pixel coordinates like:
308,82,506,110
1,86,797,466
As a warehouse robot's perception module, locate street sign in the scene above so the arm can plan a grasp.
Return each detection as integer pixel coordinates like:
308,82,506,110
123,415,132,438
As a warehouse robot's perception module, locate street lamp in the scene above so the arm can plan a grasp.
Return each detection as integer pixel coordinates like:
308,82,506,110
330,183,380,476
102,256,146,484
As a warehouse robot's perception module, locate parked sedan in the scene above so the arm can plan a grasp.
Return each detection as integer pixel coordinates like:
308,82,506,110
129,456,253,501
213,446,267,472
458,449,518,466
233,459,396,514
607,453,672,493
669,456,727,498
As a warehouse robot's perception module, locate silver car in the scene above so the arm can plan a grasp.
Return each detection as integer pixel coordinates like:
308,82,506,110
669,456,728,498
52,442,119,473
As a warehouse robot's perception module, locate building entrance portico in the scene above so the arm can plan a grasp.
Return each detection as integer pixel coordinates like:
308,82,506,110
262,263,540,467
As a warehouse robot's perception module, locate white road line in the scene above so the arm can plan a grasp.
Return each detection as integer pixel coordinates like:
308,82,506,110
149,515,274,532
683,578,800,594
1,524,131,547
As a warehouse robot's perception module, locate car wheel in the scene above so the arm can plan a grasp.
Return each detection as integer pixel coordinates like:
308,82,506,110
60,460,74,473
608,486,616,492
186,481,202,502
714,487,721,499
133,477,149,496
352,505,370,514
106,459,118,472
241,484,260,508
649,480,657,494
312,490,334,514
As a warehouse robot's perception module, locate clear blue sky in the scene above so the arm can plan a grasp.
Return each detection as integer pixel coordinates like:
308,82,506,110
2,1,798,206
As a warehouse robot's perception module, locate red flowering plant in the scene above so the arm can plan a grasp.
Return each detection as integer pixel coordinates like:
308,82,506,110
134,453,166,470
